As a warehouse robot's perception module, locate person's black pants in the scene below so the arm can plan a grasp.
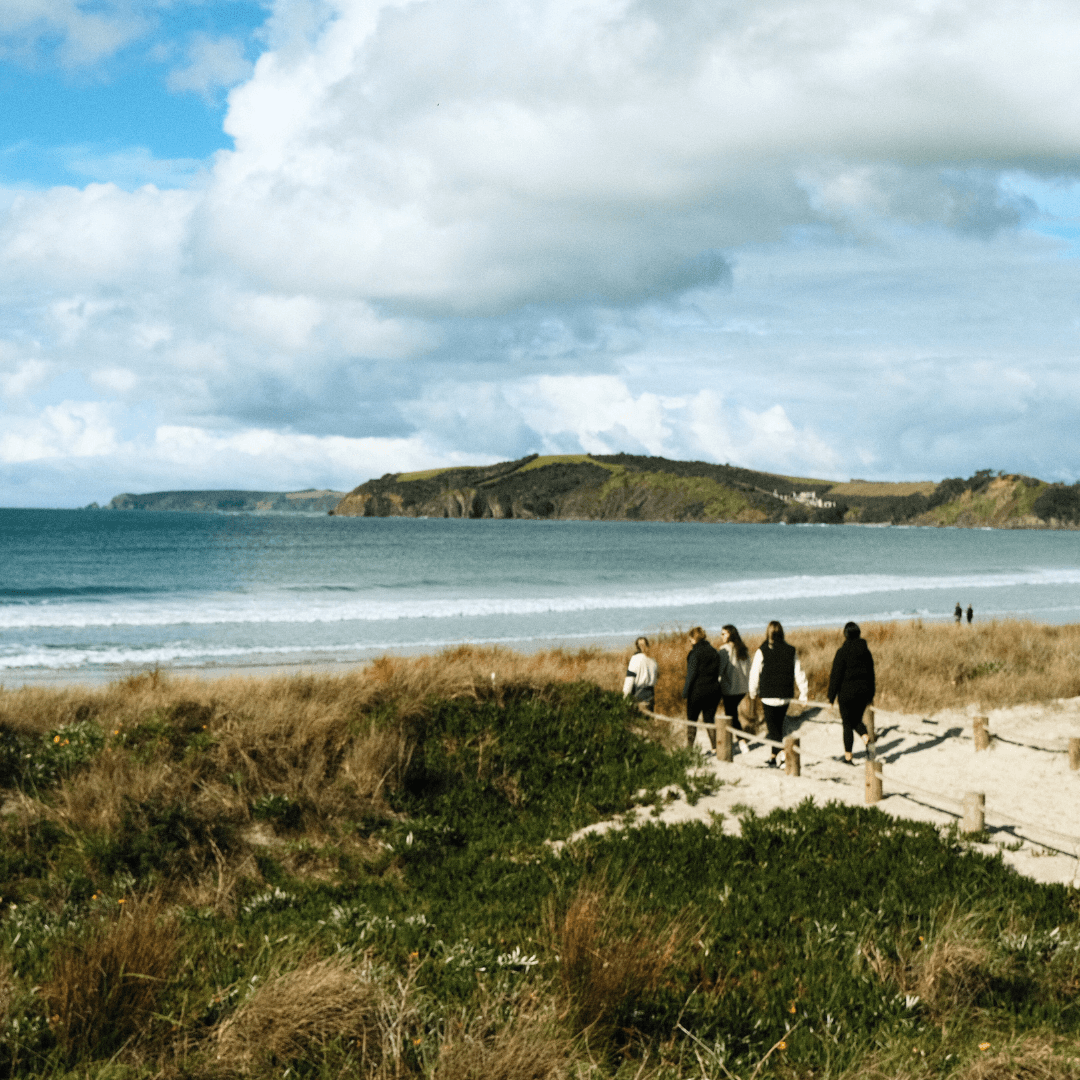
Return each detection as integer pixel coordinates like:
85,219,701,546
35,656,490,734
838,696,872,754
722,694,745,731
687,692,722,750
762,703,788,757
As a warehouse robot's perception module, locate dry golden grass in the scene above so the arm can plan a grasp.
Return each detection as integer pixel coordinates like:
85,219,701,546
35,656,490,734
0,956,13,1023
430,992,570,1080
859,907,997,1023
3,618,1077,911
44,894,181,1058
952,1036,1080,1080
838,1034,1080,1080
547,877,698,1039
212,955,380,1074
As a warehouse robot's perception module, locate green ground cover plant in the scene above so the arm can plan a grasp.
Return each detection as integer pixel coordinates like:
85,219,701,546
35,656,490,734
0,670,1078,1078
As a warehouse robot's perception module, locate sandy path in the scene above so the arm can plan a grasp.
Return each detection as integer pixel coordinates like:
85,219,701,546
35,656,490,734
559,700,1080,888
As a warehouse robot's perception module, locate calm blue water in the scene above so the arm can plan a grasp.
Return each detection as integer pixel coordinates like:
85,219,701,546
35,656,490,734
2,509,1079,674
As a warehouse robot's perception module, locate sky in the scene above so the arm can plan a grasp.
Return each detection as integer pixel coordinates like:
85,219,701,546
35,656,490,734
2,0,1080,507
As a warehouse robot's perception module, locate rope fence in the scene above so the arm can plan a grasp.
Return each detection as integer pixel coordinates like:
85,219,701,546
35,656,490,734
638,701,1080,853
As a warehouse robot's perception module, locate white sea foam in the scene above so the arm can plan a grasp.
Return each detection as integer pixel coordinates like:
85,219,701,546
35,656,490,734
2,569,1079,630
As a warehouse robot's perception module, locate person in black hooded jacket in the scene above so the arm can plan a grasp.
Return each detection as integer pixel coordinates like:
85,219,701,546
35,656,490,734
682,626,722,752
827,621,876,763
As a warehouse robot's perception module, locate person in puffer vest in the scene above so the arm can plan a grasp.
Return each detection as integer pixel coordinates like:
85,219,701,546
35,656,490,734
827,621,876,763
748,620,808,766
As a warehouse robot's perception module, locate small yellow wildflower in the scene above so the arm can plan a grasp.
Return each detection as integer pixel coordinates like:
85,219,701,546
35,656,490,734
789,1004,796,1013
413,1037,422,1045
53,735,60,743
118,898,126,904
409,951,419,960
979,1043,991,1051
777,1041,787,1051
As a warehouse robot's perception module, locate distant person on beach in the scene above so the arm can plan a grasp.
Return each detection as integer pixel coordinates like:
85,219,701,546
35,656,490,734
623,637,658,709
966,605,974,624
954,602,962,624
683,626,722,753
717,624,751,737
748,621,808,767
827,622,876,764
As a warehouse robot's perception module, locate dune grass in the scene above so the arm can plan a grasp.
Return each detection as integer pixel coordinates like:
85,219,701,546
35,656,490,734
1,627,1079,1078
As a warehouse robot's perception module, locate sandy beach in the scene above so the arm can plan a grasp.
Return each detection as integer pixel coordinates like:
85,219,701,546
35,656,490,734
559,698,1080,888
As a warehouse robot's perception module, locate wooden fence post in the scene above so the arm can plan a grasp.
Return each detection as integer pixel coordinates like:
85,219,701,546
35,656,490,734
962,792,986,834
784,736,800,776
1069,737,1080,772
865,760,882,804
865,707,876,760
718,718,733,762
973,716,990,751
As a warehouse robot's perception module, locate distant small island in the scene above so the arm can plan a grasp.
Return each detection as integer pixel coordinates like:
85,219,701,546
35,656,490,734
98,489,344,514
331,454,1080,527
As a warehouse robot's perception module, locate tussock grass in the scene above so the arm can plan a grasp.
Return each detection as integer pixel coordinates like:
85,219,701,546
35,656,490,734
213,954,380,1074
839,1033,1080,1080
953,1037,1080,1080
44,894,180,1059
860,906,996,1021
2,642,1080,1079
429,991,570,1080
548,877,698,1039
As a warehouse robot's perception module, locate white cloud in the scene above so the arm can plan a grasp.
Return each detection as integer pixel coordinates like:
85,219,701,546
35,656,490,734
64,146,204,190
191,0,1080,312
0,0,146,66
6,0,1080,504
0,356,51,397
506,375,674,457
0,183,194,289
89,367,138,393
0,401,118,463
167,33,254,98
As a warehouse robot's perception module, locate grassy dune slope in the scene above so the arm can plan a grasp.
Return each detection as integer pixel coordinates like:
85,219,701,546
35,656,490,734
2,627,1080,1078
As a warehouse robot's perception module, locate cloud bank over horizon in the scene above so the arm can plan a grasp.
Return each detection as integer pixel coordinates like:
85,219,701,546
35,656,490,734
2,0,1080,506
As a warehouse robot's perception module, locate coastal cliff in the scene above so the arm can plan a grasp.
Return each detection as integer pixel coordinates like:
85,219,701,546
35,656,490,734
332,455,1080,527
334,454,840,523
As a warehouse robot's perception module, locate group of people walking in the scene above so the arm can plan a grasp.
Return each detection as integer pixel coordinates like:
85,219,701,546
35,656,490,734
623,621,875,766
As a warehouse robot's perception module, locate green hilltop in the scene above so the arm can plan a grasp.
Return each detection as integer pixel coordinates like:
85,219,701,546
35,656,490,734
333,455,1080,527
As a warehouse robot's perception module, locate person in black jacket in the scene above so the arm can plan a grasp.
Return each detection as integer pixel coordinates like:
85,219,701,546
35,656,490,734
682,626,722,752
827,621,876,763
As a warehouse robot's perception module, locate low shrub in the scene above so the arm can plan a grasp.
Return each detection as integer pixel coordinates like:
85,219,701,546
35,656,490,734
212,955,380,1073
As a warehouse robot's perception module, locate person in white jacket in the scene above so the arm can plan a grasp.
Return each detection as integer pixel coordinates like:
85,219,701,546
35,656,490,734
748,621,808,767
622,637,658,709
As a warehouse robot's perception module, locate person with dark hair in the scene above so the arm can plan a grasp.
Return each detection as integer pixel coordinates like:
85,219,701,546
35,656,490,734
954,602,962,624
827,621,876,764
966,605,974,625
682,626,722,753
622,636,658,709
748,621,808,767
717,624,750,737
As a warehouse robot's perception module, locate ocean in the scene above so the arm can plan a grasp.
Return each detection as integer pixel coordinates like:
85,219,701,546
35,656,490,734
2,509,1080,679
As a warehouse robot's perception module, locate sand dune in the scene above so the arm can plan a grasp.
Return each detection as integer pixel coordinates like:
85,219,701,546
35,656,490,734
561,698,1080,888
